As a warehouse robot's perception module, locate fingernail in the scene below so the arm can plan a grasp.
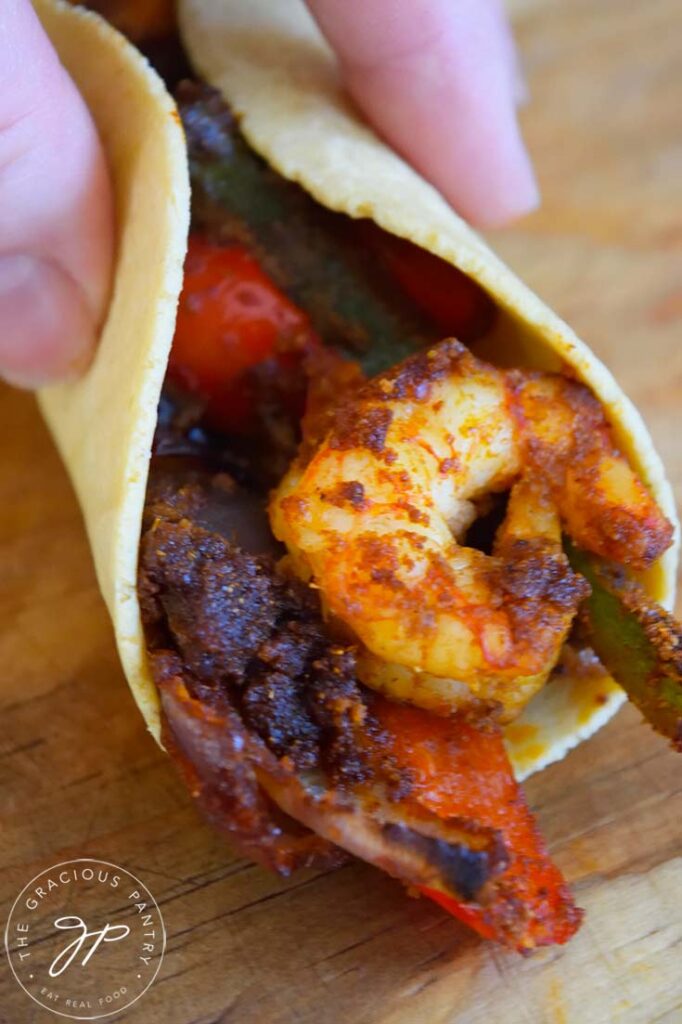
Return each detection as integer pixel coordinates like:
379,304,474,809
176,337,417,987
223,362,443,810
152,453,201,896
0,253,96,389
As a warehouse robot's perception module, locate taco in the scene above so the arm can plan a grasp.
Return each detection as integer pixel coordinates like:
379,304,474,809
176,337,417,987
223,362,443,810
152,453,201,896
36,0,680,951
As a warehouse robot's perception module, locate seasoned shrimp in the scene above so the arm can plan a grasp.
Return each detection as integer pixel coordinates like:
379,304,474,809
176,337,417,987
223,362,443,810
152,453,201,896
270,340,672,720
508,370,672,570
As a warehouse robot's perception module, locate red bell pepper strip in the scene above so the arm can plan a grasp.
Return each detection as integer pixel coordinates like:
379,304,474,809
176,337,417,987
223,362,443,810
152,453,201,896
168,234,318,432
359,225,497,342
374,699,582,951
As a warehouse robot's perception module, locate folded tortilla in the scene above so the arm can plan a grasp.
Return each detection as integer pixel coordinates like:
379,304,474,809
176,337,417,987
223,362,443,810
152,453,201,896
37,0,678,780
34,0,189,738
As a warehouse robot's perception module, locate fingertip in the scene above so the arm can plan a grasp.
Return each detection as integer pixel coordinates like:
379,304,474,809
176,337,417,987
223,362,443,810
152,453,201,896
459,123,540,229
309,0,539,228
0,254,97,389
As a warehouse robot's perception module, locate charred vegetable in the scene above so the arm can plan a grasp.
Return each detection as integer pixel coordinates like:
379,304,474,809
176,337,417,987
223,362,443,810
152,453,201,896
375,701,582,950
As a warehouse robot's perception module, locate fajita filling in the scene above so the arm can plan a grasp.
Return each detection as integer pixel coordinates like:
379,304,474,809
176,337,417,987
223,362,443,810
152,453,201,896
136,84,673,952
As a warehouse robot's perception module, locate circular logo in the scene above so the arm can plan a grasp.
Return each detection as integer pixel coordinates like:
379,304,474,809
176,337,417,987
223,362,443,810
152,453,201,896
4,858,166,1020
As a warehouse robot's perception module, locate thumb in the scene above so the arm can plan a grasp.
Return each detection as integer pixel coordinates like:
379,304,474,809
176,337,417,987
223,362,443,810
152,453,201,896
0,0,113,388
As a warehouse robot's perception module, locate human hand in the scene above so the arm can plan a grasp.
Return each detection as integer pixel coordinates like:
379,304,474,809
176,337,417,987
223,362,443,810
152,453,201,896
0,0,535,389
0,0,113,388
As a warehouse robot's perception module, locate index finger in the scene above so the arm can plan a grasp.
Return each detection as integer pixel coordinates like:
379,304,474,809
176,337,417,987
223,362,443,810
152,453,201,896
306,0,539,228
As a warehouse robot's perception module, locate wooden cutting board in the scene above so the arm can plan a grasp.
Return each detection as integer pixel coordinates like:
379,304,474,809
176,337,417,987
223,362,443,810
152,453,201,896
1,1,681,1021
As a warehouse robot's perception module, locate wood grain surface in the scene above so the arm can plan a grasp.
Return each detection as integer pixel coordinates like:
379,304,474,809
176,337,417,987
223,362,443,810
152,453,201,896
2,1,682,1021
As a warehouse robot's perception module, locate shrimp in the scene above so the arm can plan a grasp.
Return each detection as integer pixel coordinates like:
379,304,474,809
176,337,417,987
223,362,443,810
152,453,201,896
270,340,673,721
508,370,673,570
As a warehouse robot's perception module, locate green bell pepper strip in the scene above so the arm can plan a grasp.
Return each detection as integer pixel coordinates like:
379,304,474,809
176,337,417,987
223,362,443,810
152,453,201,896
566,541,682,749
